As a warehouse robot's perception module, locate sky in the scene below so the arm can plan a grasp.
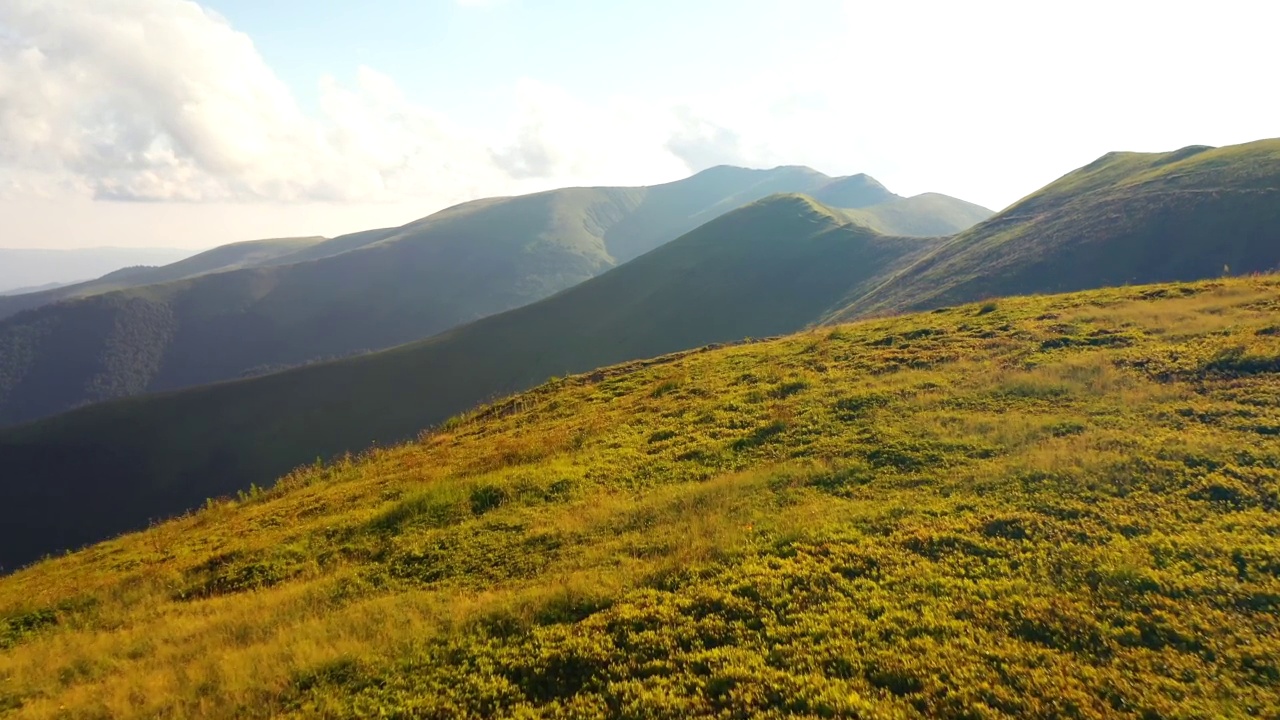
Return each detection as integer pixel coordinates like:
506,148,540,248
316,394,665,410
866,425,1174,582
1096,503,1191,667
1,0,1277,249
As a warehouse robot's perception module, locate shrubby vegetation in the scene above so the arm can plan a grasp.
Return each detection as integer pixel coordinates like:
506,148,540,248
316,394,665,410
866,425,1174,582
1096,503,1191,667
2,276,1279,718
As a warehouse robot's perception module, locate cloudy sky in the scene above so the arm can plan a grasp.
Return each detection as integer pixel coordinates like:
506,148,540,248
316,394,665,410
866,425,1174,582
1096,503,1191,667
2,0,1277,249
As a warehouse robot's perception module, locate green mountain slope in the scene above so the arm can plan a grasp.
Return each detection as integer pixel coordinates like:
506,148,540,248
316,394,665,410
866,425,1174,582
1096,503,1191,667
0,237,325,320
0,169,988,427
808,172,897,207
0,195,940,570
830,138,1280,321
2,277,1278,718
840,193,996,238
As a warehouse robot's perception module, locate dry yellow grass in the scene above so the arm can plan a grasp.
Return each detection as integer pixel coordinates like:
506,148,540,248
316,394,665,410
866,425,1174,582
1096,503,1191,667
3,276,1280,718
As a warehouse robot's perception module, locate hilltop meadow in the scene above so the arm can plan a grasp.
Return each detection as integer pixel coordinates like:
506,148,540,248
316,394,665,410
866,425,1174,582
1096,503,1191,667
3,275,1279,718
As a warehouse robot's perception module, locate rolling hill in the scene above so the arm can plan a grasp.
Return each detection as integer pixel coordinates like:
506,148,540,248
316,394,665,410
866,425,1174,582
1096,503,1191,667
0,246,195,295
0,168,989,426
0,195,943,571
828,138,1280,321
2,276,1278,718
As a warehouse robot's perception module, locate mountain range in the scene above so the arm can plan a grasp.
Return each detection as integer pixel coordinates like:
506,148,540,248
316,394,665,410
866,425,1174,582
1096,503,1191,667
0,236,326,318
0,139,1278,571
0,167,990,427
0,194,945,569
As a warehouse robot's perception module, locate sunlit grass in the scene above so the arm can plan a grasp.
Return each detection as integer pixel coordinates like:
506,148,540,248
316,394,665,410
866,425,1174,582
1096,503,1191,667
3,275,1280,718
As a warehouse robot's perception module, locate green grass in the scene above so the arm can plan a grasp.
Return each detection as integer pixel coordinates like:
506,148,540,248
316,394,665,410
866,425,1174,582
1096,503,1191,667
0,194,942,571
1,276,1279,718
832,137,1280,320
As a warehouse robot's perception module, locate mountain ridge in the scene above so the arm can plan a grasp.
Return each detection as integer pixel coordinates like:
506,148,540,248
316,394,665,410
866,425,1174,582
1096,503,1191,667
0,237,327,319
0,193,941,570
6,138,1279,570
828,138,1280,321
0,168,989,426
0,246,195,295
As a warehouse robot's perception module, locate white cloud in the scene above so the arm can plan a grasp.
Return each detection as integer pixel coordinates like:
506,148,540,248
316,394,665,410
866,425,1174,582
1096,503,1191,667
489,79,689,186
2,0,1277,219
0,0,704,206
0,0,514,203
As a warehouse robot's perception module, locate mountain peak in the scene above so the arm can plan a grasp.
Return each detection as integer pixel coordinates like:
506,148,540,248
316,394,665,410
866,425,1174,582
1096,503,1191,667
810,173,897,209
688,164,826,180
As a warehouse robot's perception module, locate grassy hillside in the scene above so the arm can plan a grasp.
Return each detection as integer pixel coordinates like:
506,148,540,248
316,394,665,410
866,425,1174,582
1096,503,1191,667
830,138,1280,321
0,169,987,427
0,238,324,321
0,195,940,571
2,276,1279,718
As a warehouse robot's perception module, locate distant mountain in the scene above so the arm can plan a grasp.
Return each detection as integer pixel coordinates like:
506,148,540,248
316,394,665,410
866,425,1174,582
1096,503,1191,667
5,137,1280,569
0,236,326,319
0,168,990,427
828,138,1280,321
839,193,995,238
0,281,77,296
0,247,194,294
809,172,897,207
0,194,943,569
